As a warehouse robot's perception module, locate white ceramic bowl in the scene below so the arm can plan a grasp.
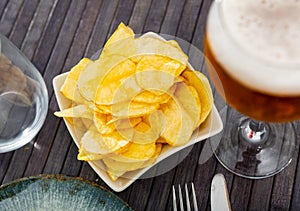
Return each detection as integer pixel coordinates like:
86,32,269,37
53,32,223,192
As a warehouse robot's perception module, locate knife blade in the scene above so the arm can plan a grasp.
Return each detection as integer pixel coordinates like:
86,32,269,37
211,173,232,211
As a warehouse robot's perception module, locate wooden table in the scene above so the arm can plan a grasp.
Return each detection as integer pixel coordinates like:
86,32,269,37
1,0,300,210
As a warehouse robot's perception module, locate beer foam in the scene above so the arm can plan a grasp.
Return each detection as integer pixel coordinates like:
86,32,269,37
206,0,300,96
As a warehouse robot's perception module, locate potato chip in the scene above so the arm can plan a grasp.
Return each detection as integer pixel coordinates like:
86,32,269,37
174,82,201,128
117,110,164,145
110,142,157,162
104,143,162,181
94,63,140,105
110,100,159,118
54,104,93,119
160,98,194,146
181,69,213,124
107,117,142,130
79,126,130,157
77,147,107,161
104,22,134,49
77,54,128,101
77,23,135,101
135,56,185,92
104,35,188,65
60,58,92,104
93,112,115,135
94,111,142,135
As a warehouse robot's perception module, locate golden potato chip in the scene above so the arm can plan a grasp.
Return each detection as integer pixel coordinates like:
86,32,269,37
77,147,107,161
104,35,188,65
79,126,130,158
94,63,140,105
133,82,177,104
77,54,127,101
54,104,93,119
93,112,115,135
60,58,92,104
105,143,162,181
103,158,146,173
117,110,164,144
110,142,157,162
181,69,213,124
110,100,159,118
94,112,142,135
135,56,185,92
174,82,201,128
107,117,142,130
160,98,194,146
77,23,135,101
104,22,134,49
81,118,93,129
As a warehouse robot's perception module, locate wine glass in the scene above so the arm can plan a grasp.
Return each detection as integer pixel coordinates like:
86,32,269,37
205,0,300,178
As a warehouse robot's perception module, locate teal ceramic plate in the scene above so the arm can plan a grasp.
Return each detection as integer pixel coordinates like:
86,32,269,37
0,175,133,210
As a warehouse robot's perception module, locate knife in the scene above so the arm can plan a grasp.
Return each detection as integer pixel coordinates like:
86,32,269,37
211,173,232,211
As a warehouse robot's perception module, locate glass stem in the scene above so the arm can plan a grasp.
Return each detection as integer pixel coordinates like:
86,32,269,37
238,118,269,152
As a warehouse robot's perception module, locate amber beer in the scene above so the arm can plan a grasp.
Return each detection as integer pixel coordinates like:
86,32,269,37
205,0,300,122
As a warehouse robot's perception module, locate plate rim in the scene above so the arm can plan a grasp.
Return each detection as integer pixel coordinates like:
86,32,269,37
0,174,133,210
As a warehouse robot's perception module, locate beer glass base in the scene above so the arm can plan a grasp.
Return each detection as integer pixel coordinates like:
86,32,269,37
210,105,298,179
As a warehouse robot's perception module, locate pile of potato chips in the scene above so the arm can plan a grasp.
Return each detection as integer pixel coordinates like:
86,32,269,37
54,23,213,181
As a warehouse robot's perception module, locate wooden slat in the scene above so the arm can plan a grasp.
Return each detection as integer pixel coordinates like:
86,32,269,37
42,0,88,93
85,0,119,57
106,0,136,37
0,0,24,37
22,98,60,177
42,121,72,174
176,0,203,42
191,0,213,50
63,0,103,72
60,142,82,176
194,155,218,211
270,133,299,211
290,131,300,211
142,0,169,33
0,0,9,18
31,0,72,75
248,178,273,210
128,0,152,34
9,0,39,48
21,0,58,60
145,170,176,211
230,177,253,211
0,152,13,184
160,0,185,35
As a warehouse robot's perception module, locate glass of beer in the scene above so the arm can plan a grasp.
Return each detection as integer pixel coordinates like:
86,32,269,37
205,0,300,178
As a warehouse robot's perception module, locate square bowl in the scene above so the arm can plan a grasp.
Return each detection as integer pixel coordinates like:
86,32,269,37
53,33,223,192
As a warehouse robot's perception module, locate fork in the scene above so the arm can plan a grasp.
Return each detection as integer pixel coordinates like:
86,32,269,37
172,183,199,211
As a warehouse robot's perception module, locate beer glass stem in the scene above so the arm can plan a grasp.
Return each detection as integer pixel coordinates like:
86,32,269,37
210,105,297,179
238,119,269,148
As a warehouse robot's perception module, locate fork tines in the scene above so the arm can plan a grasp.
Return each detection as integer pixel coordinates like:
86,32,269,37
172,182,198,211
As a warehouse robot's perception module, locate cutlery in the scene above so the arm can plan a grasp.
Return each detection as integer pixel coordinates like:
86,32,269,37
211,173,231,211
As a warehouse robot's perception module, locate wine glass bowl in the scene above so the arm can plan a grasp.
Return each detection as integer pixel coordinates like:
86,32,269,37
0,34,48,153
